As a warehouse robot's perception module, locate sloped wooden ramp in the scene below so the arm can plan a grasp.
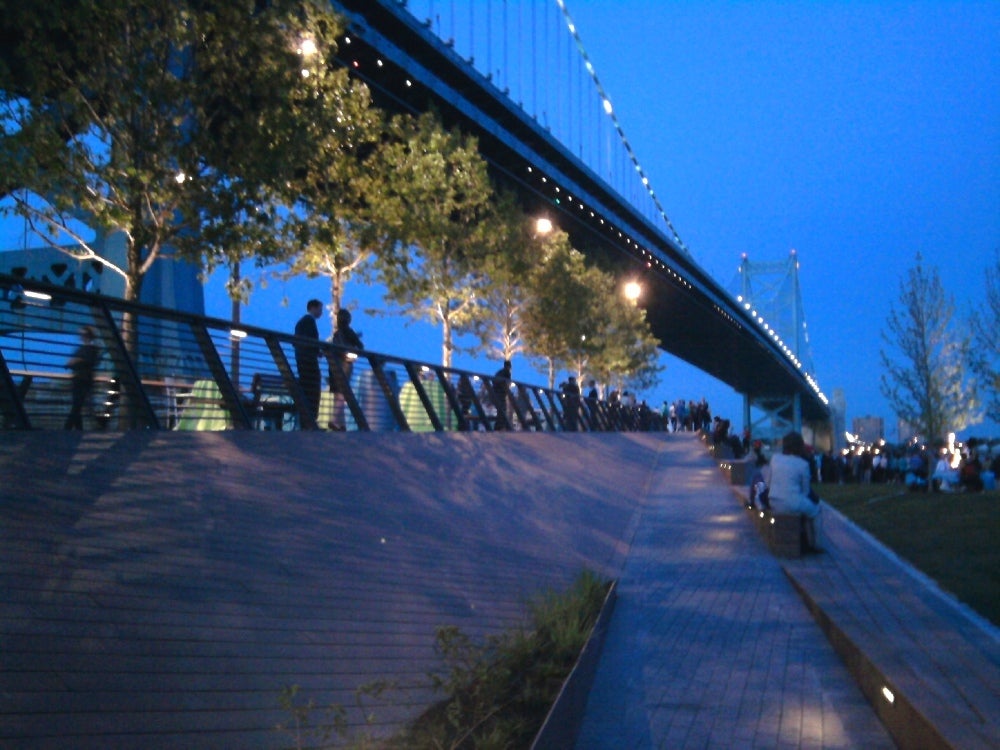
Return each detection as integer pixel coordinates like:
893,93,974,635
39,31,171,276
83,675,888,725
1,431,664,749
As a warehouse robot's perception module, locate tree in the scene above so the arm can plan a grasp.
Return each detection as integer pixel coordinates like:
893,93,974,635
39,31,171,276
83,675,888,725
969,249,1000,423
277,69,386,328
520,230,596,387
586,288,663,394
366,111,495,368
0,0,367,327
880,254,980,441
468,193,540,363
518,228,662,392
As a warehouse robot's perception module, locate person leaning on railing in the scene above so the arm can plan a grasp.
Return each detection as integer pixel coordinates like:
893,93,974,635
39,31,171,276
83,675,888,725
328,308,363,431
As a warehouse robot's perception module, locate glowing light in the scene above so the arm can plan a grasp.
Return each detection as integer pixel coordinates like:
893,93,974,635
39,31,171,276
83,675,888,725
602,98,613,115
535,217,553,235
23,290,51,301
624,281,642,301
298,38,317,57
229,329,248,339
881,686,895,704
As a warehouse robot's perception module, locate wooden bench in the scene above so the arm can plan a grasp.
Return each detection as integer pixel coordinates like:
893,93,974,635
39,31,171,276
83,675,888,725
761,510,803,558
784,508,1000,749
740,492,803,558
249,373,297,431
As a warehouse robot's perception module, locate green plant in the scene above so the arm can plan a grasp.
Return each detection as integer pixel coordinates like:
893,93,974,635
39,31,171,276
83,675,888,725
275,681,392,750
387,569,609,750
276,570,609,749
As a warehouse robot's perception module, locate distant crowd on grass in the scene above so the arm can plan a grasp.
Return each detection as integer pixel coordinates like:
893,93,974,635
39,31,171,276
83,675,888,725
761,438,1000,493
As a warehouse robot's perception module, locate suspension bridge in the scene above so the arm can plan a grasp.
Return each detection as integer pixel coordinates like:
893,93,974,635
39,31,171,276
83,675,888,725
329,0,830,434
0,0,830,437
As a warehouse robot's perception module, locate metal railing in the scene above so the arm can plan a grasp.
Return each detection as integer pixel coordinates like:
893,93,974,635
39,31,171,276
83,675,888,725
0,272,666,433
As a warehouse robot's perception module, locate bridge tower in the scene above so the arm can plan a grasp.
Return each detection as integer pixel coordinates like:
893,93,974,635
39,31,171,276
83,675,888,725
733,249,822,446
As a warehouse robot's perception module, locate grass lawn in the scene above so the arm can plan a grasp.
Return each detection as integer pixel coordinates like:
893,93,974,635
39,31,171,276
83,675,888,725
818,482,1000,627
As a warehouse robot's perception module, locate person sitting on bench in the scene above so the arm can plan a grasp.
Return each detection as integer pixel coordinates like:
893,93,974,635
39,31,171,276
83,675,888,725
764,431,823,554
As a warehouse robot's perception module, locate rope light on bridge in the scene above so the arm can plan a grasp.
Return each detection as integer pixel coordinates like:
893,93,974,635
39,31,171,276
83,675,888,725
553,0,689,255
396,0,690,258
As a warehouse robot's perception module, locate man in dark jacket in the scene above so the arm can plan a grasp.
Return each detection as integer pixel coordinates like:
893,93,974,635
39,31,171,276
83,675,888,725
294,299,323,430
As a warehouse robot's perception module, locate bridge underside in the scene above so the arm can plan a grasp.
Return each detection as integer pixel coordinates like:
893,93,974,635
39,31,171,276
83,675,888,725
334,1,828,425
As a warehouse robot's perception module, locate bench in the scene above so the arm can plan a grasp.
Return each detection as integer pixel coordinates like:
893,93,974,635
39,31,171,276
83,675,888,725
729,475,803,558
784,507,1000,749
250,373,297,431
758,510,803,558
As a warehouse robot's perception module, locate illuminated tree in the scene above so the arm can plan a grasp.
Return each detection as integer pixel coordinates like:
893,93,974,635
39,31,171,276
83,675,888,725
366,111,495,368
278,73,386,327
520,230,595,387
468,193,539,363
0,0,368,323
880,254,980,440
586,288,663,394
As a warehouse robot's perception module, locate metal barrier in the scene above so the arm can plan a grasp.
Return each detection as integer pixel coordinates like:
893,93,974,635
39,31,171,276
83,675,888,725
0,272,665,433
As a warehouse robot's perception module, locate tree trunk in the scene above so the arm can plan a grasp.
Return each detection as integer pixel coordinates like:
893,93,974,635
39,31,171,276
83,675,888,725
442,313,453,369
329,270,344,332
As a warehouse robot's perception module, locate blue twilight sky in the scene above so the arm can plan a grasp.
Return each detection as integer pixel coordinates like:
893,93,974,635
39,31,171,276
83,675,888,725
3,1,998,437
551,0,1000,436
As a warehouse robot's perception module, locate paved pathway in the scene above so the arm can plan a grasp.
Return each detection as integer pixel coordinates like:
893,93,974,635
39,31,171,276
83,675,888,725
576,437,894,749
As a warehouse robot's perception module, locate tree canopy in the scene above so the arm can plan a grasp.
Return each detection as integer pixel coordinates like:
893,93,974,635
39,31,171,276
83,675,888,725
366,110,496,368
0,0,370,305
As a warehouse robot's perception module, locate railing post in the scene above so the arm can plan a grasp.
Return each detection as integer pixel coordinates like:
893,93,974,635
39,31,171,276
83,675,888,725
403,362,443,432
325,346,369,431
368,355,409,431
529,387,557,431
435,369,465,432
96,303,159,430
189,323,251,429
0,347,31,429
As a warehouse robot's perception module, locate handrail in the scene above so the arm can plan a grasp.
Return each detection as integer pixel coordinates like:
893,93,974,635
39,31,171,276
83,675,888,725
0,272,667,433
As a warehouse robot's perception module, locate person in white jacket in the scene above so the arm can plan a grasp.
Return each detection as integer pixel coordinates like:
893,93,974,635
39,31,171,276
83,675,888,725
765,431,823,553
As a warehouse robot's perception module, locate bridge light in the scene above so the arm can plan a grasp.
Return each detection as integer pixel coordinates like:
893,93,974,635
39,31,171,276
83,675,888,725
602,98,613,115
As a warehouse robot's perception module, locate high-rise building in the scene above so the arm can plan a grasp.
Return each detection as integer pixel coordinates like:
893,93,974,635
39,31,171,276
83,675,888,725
852,415,884,443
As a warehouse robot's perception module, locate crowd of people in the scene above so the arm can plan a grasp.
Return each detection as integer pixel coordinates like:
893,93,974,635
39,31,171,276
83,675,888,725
812,440,999,493
662,398,714,433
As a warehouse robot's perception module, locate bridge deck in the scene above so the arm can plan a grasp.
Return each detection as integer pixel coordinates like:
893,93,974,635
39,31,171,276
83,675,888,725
1,431,994,748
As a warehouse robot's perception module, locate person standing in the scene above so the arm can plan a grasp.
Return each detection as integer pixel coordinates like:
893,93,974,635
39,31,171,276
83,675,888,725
328,307,363,430
64,326,101,430
492,360,512,430
562,376,581,431
294,299,323,430
586,379,599,428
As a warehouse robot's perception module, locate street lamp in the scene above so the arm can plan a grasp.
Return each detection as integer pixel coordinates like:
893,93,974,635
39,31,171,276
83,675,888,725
624,280,642,302
535,217,553,235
